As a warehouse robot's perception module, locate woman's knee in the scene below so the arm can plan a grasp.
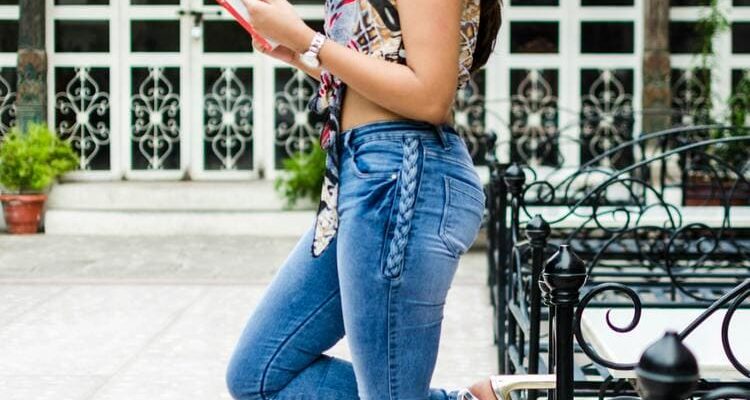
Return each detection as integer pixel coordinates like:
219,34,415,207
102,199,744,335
225,346,270,400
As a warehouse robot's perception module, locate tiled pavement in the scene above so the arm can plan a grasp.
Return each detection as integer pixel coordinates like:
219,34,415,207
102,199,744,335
0,235,497,399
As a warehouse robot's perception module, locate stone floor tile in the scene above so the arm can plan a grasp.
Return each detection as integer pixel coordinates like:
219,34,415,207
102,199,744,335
0,375,105,400
0,286,204,375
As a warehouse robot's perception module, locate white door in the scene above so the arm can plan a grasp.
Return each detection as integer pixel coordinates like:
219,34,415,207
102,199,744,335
188,0,260,180
47,0,328,181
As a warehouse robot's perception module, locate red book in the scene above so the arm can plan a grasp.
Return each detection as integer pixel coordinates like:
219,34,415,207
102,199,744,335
216,0,279,51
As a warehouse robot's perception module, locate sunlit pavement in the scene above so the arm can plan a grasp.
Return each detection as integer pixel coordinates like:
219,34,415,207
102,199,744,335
0,235,496,399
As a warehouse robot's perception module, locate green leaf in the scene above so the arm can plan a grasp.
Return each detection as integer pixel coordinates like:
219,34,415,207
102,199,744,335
273,141,326,209
0,122,79,193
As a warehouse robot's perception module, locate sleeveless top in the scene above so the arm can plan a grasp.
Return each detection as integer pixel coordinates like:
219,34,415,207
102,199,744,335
308,0,482,257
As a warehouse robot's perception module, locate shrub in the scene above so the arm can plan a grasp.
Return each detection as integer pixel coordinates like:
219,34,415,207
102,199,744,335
0,123,78,193
274,141,326,209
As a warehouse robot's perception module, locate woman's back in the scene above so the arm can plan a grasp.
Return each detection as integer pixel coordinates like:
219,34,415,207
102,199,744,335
313,0,482,131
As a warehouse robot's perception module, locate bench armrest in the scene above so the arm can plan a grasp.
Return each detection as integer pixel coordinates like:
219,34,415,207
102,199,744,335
490,374,556,400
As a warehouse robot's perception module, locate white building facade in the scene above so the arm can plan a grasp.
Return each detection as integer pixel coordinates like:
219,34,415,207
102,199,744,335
0,0,748,180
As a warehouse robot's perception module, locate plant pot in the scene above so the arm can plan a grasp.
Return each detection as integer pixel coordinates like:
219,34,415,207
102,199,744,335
0,193,47,234
684,174,750,206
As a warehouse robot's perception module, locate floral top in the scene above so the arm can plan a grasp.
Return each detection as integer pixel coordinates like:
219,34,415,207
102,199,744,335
308,0,482,257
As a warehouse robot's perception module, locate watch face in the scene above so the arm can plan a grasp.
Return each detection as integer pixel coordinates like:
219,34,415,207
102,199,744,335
301,53,320,68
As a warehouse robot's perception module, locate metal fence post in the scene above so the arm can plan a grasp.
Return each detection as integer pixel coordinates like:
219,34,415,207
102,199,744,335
539,277,555,400
503,163,526,373
525,215,550,400
488,160,510,373
543,245,588,400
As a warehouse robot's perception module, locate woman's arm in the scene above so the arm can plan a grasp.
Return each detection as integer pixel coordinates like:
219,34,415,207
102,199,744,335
242,0,463,125
252,41,322,82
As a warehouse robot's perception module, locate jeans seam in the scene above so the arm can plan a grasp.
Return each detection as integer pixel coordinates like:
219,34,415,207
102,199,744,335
259,289,341,400
387,280,398,400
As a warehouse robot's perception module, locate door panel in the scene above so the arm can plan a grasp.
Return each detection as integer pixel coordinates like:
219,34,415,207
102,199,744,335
189,0,259,179
122,1,188,179
46,0,327,180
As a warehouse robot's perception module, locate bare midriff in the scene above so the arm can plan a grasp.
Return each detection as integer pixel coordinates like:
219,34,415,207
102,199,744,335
339,86,454,132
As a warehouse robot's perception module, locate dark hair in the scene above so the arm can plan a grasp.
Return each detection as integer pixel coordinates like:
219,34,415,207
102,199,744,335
469,0,502,74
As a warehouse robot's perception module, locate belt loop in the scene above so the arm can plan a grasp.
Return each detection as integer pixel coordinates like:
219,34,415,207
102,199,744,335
434,124,452,150
340,126,352,154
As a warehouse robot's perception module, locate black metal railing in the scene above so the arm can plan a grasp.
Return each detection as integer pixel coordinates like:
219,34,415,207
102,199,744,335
483,125,750,398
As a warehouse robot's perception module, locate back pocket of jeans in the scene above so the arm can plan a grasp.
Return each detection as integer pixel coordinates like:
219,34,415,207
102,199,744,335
439,176,485,258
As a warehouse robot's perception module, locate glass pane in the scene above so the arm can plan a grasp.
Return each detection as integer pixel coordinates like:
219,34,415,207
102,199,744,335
671,68,711,126
274,68,326,169
203,21,253,53
131,20,180,52
0,1,18,5
131,67,181,170
581,22,634,53
669,21,704,54
454,70,486,165
510,69,559,166
510,0,558,5
0,67,16,137
733,23,750,53
0,20,18,53
735,0,750,5
580,69,634,169
54,67,111,170
510,21,559,53
670,0,710,5
55,0,108,4
203,67,254,170
54,20,109,53
731,70,750,126
582,0,633,5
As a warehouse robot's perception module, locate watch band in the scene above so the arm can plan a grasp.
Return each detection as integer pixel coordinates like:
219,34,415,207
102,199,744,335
307,32,326,57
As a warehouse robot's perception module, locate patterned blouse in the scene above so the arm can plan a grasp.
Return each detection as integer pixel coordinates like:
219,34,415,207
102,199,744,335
307,0,482,257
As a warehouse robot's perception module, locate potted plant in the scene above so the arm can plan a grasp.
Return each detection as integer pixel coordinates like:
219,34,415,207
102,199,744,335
682,1,750,205
0,123,78,233
274,140,326,209
685,80,750,205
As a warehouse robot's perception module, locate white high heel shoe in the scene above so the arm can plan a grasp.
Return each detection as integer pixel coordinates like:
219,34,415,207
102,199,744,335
457,374,556,400
456,388,480,400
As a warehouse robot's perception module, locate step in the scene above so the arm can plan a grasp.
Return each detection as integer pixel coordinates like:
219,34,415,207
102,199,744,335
44,209,315,236
44,181,317,236
46,180,315,211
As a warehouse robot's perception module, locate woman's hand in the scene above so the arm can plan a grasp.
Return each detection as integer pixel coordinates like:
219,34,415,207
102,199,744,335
241,0,315,54
252,40,296,64
252,37,322,82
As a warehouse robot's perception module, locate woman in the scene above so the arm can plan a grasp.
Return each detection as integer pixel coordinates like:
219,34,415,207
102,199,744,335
226,0,503,398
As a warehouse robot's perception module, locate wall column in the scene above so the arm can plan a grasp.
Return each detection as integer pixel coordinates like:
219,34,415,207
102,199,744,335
642,0,672,133
16,0,47,132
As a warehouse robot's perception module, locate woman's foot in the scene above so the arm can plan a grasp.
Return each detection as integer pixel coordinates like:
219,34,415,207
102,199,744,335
465,378,495,400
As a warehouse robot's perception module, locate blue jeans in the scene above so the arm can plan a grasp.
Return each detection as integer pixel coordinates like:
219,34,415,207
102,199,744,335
226,120,486,400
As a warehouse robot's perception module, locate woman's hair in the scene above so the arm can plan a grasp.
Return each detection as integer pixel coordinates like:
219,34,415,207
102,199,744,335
470,0,502,74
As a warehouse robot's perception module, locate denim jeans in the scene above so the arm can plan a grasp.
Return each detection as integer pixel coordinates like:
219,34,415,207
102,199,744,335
226,120,486,400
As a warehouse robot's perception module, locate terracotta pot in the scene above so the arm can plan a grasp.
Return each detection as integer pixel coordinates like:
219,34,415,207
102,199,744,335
684,175,750,206
0,193,47,234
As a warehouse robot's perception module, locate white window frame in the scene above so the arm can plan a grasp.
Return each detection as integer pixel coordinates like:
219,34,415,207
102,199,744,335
0,3,19,136
670,0,750,120
488,0,644,168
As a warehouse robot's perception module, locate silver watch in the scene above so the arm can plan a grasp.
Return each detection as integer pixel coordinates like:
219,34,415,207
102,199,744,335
300,32,326,69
